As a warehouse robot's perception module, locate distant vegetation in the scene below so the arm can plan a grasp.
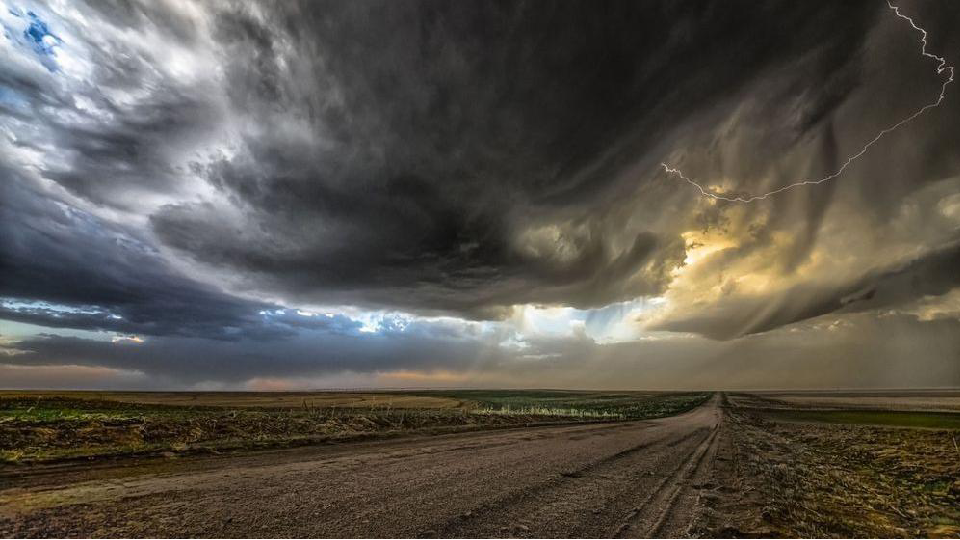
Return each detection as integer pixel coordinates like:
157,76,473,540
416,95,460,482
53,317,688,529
442,390,710,420
0,391,710,464
473,406,624,419
765,409,960,430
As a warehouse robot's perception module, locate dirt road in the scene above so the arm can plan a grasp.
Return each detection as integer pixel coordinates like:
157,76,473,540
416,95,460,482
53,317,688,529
1,395,722,538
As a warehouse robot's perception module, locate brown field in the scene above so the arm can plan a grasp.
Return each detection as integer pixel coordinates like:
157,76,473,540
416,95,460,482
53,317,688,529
0,390,466,409
753,391,960,413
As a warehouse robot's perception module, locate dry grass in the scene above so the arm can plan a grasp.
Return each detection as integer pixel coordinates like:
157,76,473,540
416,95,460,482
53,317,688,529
1,390,714,465
472,406,625,419
0,396,535,463
702,395,960,538
0,391,707,464
435,390,709,420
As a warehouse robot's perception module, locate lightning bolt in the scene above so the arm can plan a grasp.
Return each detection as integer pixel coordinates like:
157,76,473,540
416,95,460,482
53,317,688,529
661,0,954,203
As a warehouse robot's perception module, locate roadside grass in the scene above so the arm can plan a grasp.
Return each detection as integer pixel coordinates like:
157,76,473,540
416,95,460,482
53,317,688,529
472,406,625,419
764,409,960,430
0,396,507,464
432,390,711,420
717,409,960,538
1,391,711,464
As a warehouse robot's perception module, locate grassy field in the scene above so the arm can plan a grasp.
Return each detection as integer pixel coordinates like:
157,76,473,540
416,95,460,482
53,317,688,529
702,393,960,537
430,389,709,419
0,390,709,464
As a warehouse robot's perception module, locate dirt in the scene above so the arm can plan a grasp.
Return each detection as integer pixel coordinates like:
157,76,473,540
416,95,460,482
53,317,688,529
2,393,958,538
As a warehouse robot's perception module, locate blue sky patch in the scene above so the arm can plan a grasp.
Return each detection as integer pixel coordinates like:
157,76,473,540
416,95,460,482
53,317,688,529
5,8,62,71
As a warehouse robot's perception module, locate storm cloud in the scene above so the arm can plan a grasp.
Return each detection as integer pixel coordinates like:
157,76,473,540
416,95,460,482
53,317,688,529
1,0,959,389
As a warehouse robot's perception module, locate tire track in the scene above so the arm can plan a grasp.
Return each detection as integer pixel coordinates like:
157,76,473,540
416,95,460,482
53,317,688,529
431,426,679,537
436,407,718,538
612,423,720,538
647,424,720,537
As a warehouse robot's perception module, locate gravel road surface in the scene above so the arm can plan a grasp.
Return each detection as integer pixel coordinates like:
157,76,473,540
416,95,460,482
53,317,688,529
1,395,722,538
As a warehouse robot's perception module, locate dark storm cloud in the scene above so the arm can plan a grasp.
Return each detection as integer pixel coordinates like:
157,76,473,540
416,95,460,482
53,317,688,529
0,177,359,340
2,0,890,319
41,90,220,209
2,0,960,391
143,0,880,316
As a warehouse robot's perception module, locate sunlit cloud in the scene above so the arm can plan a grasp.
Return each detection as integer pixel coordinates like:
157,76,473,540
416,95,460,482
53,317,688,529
111,335,144,344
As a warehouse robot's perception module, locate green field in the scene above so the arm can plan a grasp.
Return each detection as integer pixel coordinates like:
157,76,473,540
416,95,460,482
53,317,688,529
765,409,960,430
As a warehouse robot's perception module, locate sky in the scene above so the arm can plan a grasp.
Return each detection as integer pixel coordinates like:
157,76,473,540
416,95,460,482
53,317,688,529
1,0,959,391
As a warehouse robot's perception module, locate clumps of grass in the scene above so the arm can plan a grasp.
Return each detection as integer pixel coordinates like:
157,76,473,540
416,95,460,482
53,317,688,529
460,392,711,421
0,397,572,464
472,406,625,419
716,409,960,538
